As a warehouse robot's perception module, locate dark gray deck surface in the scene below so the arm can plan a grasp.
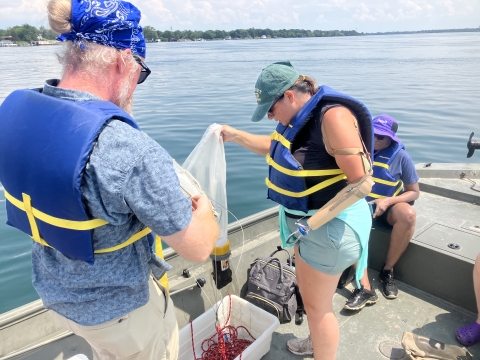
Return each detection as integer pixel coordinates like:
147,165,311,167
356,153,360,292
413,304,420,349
263,272,480,360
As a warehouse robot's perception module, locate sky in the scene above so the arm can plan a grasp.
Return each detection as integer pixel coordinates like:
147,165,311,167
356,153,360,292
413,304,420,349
0,0,479,33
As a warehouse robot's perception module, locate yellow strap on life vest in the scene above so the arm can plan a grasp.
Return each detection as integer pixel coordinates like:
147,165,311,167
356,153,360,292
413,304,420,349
367,192,386,199
155,235,169,292
4,189,163,257
265,173,347,198
270,131,291,149
27,227,154,254
372,177,400,187
95,227,152,253
22,193,44,246
393,183,404,196
368,180,404,199
266,154,344,177
5,190,107,230
373,161,389,170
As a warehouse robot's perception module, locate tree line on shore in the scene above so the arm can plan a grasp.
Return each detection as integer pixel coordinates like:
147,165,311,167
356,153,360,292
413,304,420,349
0,24,58,43
0,24,361,43
2,23,478,44
142,26,361,41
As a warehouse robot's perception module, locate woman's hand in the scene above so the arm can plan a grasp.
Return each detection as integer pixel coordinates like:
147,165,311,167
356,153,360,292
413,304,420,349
220,125,271,156
220,125,238,143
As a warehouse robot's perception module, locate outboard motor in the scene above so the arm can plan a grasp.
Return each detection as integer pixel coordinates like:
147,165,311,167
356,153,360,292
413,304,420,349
467,132,480,158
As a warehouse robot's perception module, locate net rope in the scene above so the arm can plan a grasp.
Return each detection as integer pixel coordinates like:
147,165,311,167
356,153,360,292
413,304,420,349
190,295,256,360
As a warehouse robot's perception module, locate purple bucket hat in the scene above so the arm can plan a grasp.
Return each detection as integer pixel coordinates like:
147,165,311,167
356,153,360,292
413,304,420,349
373,114,401,143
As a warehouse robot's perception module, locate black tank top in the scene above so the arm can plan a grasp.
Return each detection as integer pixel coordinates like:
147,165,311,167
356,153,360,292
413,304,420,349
291,102,349,210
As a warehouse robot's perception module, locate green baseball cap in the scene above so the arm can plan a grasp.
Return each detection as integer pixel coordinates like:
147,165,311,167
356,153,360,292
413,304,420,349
251,60,300,122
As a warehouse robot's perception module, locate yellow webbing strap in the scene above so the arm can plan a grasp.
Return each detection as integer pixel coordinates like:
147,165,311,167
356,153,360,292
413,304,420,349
372,177,400,186
367,192,386,199
5,189,157,256
393,181,404,196
368,180,404,199
373,161,389,170
26,225,153,254
95,227,152,253
266,154,344,177
5,190,107,230
270,131,291,149
265,173,347,198
155,235,169,291
22,193,43,246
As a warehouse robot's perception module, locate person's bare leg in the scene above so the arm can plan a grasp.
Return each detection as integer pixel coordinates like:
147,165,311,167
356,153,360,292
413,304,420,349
295,246,342,360
384,203,416,270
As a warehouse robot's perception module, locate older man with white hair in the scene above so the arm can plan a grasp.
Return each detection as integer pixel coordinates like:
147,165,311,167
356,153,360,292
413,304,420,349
0,0,219,359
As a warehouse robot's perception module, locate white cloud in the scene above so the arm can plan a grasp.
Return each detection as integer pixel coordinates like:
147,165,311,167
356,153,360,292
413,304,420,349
0,0,48,25
0,0,479,32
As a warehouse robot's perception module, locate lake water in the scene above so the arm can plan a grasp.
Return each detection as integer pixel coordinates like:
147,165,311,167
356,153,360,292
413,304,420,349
1,32,479,314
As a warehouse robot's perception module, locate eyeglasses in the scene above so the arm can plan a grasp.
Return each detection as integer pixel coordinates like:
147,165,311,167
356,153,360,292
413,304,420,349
133,55,151,84
267,95,284,116
374,134,386,140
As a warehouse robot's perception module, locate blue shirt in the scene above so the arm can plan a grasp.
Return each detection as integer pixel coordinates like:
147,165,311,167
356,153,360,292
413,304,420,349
31,80,192,326
379,147,419,186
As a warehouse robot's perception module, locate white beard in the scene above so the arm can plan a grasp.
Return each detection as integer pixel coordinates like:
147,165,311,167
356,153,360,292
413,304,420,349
121,96,134,116
115,70,136,115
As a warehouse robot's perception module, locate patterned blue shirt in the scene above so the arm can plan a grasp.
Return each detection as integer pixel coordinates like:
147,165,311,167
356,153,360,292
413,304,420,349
31,80,192,326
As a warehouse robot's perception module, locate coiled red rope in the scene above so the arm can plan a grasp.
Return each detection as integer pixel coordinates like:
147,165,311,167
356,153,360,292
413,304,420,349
190,295,256,360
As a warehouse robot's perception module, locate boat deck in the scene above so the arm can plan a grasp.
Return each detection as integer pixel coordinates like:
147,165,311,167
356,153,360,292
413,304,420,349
5,272,478,360
3,163,480,360
265,273,479,360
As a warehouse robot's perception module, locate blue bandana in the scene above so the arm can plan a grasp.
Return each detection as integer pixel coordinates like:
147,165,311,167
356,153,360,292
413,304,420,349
57,0,146,58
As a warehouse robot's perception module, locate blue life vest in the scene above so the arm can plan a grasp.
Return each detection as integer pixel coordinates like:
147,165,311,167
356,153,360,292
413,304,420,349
0,89,153,264
366,142,405,202
266,86,373,213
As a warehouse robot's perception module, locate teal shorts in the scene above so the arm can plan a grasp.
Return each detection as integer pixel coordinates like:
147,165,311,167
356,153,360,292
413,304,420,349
287,216,361,275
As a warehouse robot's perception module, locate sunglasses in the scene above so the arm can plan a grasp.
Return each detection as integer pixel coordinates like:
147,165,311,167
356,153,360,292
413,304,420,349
133,55,151,84
374,134,386,140
267,95,284,116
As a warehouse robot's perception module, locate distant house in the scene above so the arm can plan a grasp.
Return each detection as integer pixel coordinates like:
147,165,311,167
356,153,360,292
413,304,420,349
260,35,267,39
31,40,52,46
0,40,17,47
225,36,232,40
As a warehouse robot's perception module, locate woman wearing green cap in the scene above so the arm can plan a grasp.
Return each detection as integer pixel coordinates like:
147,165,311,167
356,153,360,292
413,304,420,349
222,61,374,359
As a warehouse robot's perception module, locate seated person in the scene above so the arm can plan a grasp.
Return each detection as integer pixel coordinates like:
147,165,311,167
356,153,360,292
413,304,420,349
456,253,480,346
344,114,420,310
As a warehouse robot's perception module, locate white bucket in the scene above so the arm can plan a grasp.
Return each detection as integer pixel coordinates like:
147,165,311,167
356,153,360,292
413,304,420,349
178,295,280,360
66,355,89,360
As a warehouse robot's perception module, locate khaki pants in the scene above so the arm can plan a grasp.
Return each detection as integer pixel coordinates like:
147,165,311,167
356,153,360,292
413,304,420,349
52,277,178,360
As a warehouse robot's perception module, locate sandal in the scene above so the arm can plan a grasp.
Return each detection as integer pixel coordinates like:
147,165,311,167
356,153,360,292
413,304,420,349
456,321,480,346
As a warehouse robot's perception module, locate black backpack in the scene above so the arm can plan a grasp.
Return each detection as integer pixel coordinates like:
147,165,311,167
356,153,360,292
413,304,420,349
245,247,300,324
